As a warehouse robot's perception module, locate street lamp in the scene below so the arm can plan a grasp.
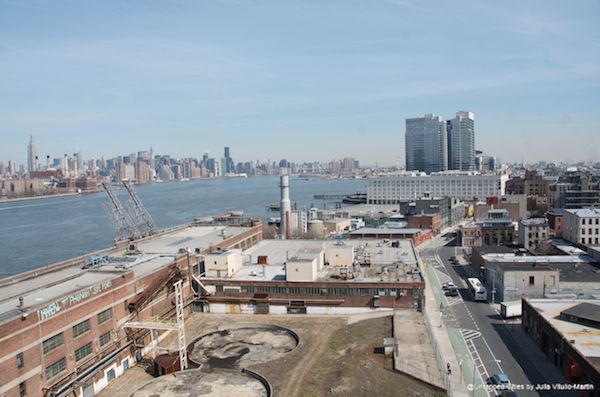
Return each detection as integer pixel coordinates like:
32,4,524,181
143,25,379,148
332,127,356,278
471,359,501,397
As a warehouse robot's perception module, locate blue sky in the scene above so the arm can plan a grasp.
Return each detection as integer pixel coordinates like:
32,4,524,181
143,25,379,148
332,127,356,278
1,0,599,166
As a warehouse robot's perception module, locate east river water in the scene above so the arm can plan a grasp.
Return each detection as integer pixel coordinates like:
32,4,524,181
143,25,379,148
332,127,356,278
0,176,366,277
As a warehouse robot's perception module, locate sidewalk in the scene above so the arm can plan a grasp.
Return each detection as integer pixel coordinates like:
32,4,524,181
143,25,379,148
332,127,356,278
393,309,444,390
420,261,470,397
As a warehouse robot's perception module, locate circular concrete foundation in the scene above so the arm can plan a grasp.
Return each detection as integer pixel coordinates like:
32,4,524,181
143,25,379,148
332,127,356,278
188,324,299,369
130,368,270,397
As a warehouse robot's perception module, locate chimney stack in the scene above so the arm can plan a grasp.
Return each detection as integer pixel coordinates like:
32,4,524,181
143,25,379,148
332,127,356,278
280,171,291,239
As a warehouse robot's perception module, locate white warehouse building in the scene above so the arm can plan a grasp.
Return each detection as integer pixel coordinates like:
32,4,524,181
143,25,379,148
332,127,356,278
563,208,600,247
367,172,508,203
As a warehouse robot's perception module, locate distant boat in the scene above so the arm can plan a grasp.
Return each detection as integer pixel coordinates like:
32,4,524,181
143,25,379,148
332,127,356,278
266,203,280,211
225,173,248,178
342,193,367,204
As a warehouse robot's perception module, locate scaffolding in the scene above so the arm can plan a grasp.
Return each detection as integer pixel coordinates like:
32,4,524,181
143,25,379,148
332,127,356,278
123,280,188,370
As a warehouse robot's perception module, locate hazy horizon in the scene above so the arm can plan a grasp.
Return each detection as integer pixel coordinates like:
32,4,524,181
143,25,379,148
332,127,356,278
1,0,599,166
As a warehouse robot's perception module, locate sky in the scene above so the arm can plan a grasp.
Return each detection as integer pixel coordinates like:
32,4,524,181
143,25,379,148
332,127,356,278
1,0,599,166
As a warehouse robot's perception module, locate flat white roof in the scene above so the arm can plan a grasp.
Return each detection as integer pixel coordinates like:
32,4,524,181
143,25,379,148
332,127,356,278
133,225,252,255
482,254,592,264
565,208,600,217
221,239,419,283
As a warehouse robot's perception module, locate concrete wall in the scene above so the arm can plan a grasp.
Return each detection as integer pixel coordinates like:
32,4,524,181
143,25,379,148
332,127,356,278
327,246,355,267
487,268,559,302
285,258,318,282
204,249,242,277
323,219,352,234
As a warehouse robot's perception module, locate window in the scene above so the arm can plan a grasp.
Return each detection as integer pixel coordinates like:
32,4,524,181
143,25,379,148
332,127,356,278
19,382,26,397
97,308,113,324
529,276,535,286
16,352,23,368
72,319,90,338
75,342,93,362
106,368,116,382
99,331,112,347
45,358,66,380
42,333,64,354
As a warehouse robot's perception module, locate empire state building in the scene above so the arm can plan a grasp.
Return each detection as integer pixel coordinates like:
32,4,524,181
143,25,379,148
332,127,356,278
27,135,37,172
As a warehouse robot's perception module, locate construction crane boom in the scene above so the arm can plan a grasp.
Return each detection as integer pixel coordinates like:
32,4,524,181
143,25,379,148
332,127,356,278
122,181,157,236
102,182,142,240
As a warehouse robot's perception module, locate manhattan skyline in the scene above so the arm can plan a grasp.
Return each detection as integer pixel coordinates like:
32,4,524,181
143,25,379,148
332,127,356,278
1,0,599,165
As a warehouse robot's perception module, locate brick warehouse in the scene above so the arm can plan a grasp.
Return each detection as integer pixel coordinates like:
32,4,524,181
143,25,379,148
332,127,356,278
0,219,262,397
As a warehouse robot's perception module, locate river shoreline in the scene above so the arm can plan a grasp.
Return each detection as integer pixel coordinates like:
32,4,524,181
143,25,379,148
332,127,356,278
0,190,102,203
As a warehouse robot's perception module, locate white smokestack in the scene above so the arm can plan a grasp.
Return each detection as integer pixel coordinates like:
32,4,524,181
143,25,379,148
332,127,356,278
280,171,291,239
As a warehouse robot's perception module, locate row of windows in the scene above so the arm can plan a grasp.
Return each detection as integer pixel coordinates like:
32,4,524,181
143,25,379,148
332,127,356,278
580,228,599,235
581,218,600,225
581,237,600,245
42,307,113,355
236,285,416,297
42,332,112,381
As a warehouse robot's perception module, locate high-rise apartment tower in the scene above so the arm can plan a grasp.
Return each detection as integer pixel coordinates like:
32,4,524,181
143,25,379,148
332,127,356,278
447,111,475,171
405,114,448,173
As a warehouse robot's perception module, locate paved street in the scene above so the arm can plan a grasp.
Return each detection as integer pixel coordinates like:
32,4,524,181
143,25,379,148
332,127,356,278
418,232,574,397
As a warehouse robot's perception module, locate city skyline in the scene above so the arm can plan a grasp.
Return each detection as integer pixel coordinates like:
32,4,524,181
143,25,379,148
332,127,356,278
1,1,600,165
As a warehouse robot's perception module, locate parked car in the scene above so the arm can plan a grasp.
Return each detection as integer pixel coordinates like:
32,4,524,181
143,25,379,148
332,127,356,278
490,373,512,390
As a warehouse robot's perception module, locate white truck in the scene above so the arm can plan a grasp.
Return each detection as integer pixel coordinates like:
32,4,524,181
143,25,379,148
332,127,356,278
500,301,522,318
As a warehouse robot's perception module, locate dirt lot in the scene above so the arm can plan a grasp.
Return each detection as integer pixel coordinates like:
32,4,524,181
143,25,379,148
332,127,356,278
181,313,445,397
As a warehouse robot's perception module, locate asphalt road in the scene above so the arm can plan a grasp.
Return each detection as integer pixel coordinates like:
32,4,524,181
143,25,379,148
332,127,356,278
418,234,574,397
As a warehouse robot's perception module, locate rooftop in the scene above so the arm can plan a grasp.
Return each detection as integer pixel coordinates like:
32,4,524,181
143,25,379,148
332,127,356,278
0,224,255,324
472,245,515,255
349,227,427,236
551,238,587,256
222,239,421,284
520,218,549,226
483,254,600,282
335,204,400,217
131,225,253,255
565,208,600,218
527,299,600,365
561,302,600,325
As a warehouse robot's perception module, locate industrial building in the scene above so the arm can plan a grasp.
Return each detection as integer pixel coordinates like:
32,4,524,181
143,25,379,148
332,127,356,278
480,253,600,302
522,299,600,393
348,227,433,247
197,239,424,315
0,220,262,397
367,172,508,203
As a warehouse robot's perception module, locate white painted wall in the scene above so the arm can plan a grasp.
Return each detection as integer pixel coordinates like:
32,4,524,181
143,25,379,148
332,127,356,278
327,246,355,267
285,257,318,281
